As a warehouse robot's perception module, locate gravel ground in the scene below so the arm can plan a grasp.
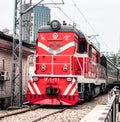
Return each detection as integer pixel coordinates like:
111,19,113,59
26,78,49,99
0,94,109,122
39,94,108,122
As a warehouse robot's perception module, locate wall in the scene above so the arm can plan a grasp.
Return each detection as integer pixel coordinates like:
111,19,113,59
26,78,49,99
0,38,35,99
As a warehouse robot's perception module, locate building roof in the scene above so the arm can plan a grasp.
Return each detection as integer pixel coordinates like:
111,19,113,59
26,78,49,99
0,31,35,48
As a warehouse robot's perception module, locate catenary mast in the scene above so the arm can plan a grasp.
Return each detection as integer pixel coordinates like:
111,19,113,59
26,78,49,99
11,0,44,107
11,0,64,107
11,0,23,106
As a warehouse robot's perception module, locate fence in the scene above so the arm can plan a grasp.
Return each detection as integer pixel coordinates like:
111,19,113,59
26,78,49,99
80,93,119,122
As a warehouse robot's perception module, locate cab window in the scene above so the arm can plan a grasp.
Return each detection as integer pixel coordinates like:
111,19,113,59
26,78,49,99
80,41,87,53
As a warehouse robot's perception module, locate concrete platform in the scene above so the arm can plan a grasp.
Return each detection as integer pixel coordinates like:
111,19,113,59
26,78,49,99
80,105,110,122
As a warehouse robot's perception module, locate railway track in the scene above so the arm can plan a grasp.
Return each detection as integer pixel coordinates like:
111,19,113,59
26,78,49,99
32,108,67,122
37,94,109,122
0,105,67,122
0,94,109,122
0,105,39,120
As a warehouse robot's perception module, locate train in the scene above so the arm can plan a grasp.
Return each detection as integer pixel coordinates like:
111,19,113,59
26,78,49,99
26,20,120,105
101,55,120,90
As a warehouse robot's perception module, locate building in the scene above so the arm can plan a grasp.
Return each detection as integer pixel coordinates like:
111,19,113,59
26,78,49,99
2,28,9,35
22,4,51,43
0,31,35,108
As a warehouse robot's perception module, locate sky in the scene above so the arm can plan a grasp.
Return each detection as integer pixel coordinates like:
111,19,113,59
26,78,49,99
0,0,120,53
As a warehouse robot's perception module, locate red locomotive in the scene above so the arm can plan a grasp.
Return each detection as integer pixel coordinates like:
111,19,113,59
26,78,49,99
26,20,107,105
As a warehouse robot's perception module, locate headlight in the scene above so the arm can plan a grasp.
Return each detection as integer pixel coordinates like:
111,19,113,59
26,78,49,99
50,20,61,31
66,77,72,81
41,64,46,71
33,77,38,82
63,64,68,72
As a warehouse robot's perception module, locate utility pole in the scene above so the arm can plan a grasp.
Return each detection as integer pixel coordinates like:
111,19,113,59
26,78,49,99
11,0,64,107
11,0,45,107
11,0,23,107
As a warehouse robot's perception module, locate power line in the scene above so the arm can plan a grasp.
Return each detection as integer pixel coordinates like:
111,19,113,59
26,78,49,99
71,0,114,53
72,0,97,34
51,9,62,21
71,0,101,50
50,0,74,23
50,0,101,51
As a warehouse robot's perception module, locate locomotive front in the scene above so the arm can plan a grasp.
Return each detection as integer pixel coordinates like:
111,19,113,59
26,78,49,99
26,20,80,105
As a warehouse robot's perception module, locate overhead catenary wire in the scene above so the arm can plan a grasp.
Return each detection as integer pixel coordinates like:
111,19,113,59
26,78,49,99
71,0,100,45
51,10,62,21
50,0,113,53
72,0,97,35
50,0,98,37
71,0,114,53
51,0,101,50
50,0,74,23
4,0,115,54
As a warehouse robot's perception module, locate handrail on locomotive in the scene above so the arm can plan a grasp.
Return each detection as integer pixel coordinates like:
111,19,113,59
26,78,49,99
27,54,106,80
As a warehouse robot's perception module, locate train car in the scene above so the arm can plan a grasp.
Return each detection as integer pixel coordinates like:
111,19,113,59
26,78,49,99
101,55,120,89
26,20,108,105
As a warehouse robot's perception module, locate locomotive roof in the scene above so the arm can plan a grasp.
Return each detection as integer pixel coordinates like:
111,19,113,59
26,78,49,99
38,25,85,38
39,24,101,53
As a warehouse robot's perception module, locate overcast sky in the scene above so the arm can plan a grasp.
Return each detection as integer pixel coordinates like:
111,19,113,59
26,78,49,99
0,0,120,53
